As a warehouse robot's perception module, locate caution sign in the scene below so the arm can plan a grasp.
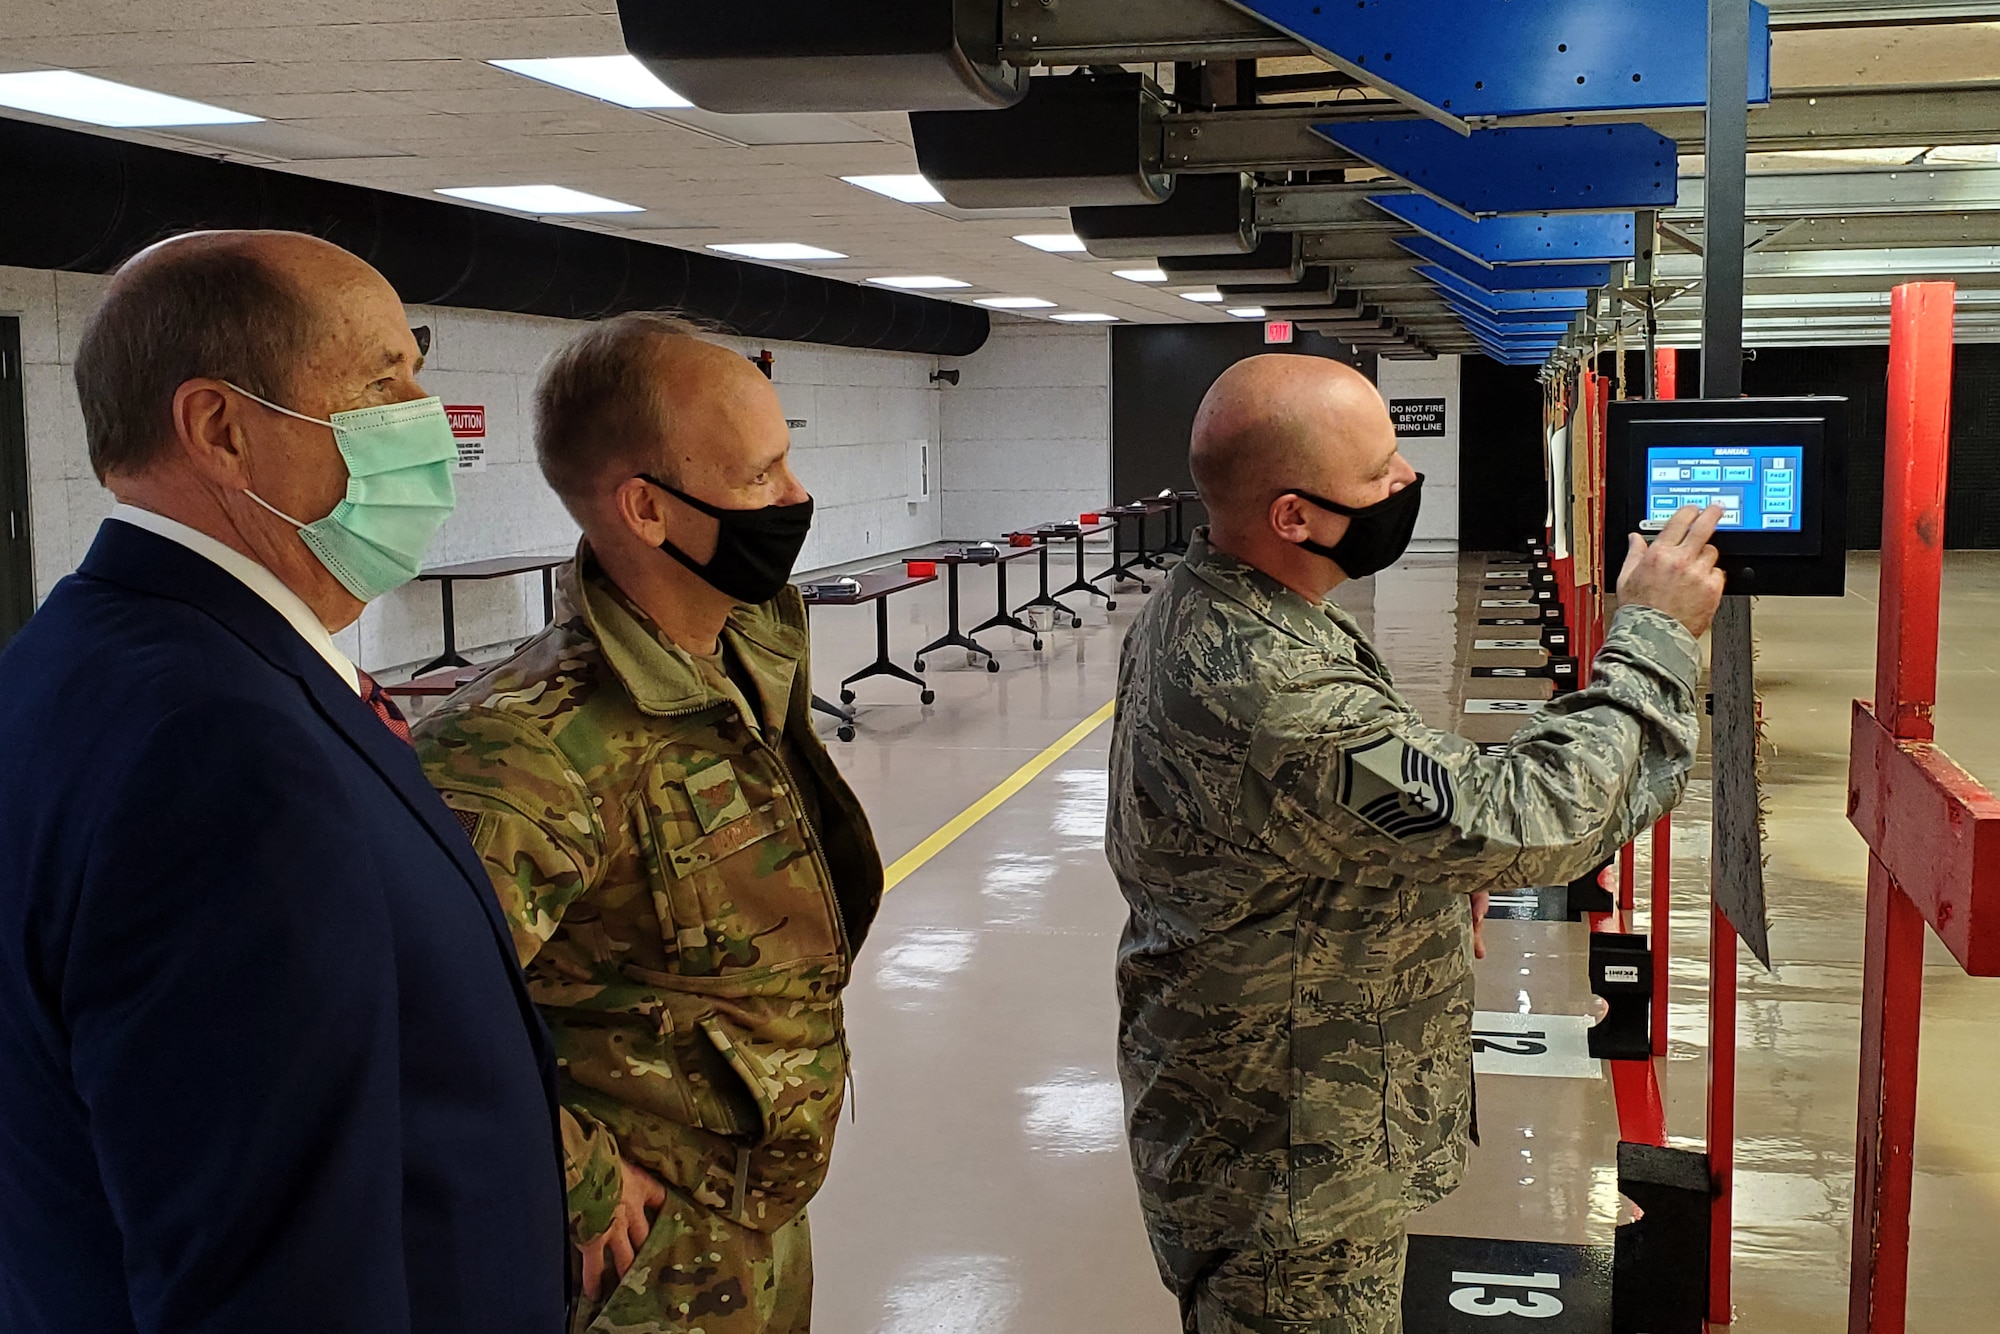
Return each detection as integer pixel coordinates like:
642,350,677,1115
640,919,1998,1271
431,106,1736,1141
1389,396,1447,437
446,404,487,472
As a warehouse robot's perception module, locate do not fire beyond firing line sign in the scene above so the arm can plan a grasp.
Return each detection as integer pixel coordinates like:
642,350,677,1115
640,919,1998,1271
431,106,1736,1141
1390,397,1448,437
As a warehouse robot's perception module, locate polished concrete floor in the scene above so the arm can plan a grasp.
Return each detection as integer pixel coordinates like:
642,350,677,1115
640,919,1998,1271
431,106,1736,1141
785,548,2000,1331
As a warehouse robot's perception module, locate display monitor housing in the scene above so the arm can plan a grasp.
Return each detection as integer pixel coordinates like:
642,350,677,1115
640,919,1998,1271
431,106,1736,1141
1605,397,1847,597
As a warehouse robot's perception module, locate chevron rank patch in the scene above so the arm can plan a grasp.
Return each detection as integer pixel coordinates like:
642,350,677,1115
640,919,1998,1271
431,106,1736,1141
1336,733,1457,841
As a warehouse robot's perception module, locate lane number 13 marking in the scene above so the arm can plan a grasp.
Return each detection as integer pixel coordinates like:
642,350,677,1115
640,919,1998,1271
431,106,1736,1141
1449,1270,1564,1318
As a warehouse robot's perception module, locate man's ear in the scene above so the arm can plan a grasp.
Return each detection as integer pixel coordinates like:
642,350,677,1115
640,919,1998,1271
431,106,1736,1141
613,475,668,547
171,379,251,487
1269,492,1313,543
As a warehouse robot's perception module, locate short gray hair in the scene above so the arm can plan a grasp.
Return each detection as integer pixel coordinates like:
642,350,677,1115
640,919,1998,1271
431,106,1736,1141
533,311,709,502
73,238,316,481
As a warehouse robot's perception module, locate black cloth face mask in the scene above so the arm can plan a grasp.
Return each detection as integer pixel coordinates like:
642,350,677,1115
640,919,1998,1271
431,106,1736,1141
639,474,814,605
1287,473,1425,580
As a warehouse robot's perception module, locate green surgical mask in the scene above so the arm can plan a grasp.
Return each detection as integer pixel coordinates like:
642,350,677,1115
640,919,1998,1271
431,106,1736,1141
228,383,459,602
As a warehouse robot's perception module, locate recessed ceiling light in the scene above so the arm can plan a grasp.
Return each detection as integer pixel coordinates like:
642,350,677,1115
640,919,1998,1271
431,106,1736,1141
868,275,972,290
1051,312,1118,323
1227,307,1268,319
489,56,692,109
707,242,848,261
842,174,946,204
1115,268,1169,283
437,185,642,214
1015,233,1088,254
1179,290,1225,303
0,70,260,128
976,297,1058,310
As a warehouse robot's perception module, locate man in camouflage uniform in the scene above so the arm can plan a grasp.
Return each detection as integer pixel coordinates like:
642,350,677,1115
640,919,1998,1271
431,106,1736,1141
1105,355,1726,1333
415,315,882,1333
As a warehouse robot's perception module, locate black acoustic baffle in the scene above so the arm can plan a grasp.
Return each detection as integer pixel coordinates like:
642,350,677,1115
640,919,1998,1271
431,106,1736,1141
1459,356,1554,551
0,118,989,359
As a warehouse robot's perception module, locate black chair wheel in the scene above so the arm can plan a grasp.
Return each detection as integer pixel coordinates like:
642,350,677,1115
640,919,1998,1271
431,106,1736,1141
1071,617,1083,629
986,658,1000,673
839,689,855,705
1033,638,1044,651
1106,600,1119,611
836,725,855,743
914,658,926,672
920,689,936,706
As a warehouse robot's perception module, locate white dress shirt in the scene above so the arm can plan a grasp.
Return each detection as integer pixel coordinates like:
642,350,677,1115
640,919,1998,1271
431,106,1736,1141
107,504,361,695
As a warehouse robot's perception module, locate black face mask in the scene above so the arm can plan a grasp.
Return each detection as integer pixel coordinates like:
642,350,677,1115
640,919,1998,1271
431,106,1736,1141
639,474,814,605
1289,473,1425,580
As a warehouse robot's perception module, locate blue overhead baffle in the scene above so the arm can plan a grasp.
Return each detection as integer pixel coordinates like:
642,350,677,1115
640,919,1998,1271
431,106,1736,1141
1316,122,1676,218
1396,235,1611,294
1372,195,1635,266
1423,266,1588,313
1221,0,1770,126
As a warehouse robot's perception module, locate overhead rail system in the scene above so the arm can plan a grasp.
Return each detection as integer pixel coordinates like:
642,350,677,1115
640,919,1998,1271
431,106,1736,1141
618,0,2000,366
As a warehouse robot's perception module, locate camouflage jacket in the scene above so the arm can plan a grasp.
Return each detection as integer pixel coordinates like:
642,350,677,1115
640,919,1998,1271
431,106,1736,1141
1106,531,1700,1252
414,552,883,1242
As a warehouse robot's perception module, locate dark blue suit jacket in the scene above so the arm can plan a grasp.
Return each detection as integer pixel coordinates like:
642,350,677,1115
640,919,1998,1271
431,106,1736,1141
0,521,568,1334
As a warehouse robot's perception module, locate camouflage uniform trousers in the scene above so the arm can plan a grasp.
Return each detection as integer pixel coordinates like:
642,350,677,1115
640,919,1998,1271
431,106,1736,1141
1158,1227,1408,1334
574,1178,811,1334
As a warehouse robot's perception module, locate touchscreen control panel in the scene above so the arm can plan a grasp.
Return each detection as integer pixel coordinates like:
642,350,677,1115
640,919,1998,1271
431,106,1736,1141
1643,445,1803,534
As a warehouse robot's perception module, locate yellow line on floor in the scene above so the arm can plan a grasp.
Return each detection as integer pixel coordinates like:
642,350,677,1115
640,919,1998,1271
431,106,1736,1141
883,699,1117,892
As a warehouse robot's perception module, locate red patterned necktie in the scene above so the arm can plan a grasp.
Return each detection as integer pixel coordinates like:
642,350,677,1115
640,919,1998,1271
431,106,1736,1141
357,669,412,745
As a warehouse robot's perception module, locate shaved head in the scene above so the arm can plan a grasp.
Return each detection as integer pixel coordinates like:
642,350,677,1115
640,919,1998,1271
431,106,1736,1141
1189,355,1395,525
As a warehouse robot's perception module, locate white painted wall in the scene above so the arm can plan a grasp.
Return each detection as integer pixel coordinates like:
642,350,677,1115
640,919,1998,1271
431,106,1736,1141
938,321,1111,539
2,262,954,676
1374,353,1461,549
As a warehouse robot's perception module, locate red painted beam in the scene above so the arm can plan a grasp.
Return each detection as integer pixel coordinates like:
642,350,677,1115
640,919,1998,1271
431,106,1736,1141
1848,701,2000,977
1650,814,1672,1058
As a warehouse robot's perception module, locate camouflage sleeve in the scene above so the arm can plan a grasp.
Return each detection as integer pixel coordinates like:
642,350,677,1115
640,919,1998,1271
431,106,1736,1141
413,705,603,968
562,1108,625,1244
1244,603,1701,892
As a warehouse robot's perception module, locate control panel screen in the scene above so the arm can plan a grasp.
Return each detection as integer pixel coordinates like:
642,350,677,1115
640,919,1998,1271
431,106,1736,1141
1643,444,1804,533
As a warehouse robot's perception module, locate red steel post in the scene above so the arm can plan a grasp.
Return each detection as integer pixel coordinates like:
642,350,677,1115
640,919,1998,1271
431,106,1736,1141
1709,906,1738,1325
1655,347,1678,400
1619,841,1637,916
1849,281,1956,1334
1651,814,1672,1057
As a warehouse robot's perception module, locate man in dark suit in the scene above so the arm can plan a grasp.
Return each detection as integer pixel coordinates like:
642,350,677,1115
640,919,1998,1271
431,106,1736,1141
0,231,569,1333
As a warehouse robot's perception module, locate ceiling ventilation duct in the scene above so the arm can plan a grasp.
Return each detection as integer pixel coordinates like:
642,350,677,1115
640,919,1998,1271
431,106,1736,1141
1071,173,1256,259
1159,232,1302,287
1217,266,1341,308
617,0,1025,113
0,119,989,357
910,69,1173,209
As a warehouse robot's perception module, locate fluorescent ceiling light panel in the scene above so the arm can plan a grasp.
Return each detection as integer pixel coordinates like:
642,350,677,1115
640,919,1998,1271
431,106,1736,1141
1227,307,1267,318
707,242,847,261
976,297,1057,310
1052,312,1118,323
1179,290,1225,303
1115,268,1169,283
868,275,971,290
488,55,692,109
437,184,642,214
0,70,260,128
842,173,945,204
1015,233,1087,253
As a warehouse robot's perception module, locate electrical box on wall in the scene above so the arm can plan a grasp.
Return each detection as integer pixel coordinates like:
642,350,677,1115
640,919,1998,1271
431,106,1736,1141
906,439,931,505
1605,397,1848,598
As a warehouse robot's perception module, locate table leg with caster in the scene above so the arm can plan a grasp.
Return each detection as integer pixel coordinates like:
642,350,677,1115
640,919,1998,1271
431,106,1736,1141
811,693,857,743
914,563,1000,674
1013,542,1080,629
972,557,1042,651
1054,532,1115,614
840,597,934,706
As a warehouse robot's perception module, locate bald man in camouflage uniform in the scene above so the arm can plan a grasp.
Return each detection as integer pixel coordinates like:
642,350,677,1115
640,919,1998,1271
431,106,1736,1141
416,315,881,1333
1106,355,1725,1333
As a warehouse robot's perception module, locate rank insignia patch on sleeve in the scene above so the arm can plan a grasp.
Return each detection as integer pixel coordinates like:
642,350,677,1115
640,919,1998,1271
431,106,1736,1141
1336,734,1456,841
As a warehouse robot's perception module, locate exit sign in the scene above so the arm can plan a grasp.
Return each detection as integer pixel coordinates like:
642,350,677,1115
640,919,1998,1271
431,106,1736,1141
1265,319,1294,345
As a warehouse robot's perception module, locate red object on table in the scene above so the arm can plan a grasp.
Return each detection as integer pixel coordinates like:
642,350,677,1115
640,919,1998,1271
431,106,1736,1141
905,559,937,577
1079,511,1100,524
1008,532,1034,548
1848,282,2000,1334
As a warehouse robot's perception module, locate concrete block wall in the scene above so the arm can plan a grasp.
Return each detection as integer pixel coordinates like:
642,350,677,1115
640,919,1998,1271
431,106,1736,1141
939,321,1111,539
1,264,957,675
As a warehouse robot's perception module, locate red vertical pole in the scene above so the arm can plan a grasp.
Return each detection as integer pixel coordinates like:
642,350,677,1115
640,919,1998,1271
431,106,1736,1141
1619,841,1637,916
1651,814,1672,1057
1655,347,1678,400
1849,280,1956,1334
1708,904,1738,1326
